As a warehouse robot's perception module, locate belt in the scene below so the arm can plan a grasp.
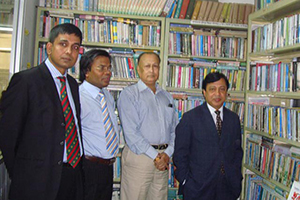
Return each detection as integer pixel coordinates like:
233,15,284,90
85,155,115,166
152,144,168,150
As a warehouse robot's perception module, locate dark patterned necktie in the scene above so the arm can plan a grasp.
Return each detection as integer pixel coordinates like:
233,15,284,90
215,110,222,136
99,91,118,156
58,76,81,168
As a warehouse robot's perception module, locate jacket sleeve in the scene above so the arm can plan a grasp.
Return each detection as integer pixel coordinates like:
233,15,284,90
173,113,192,185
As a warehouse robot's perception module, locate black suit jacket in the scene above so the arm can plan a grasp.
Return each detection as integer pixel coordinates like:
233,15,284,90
0,63,82,200
173,102,243,200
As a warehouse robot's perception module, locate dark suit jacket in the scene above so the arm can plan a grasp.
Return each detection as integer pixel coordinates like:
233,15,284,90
173,102,243,200
0,63,82,200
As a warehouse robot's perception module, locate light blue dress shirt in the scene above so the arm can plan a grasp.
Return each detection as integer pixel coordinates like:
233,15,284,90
117,80,178,160
79,80,119,159
45,59,83,162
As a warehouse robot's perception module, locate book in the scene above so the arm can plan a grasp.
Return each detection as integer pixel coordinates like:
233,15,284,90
218,2,229,23
160,0,175,17
185,0,196,19
202,1,212,21
213,2,223,22
174,0,183,18
179,0,190,19
191,1,201,20
207,2,218,22
197,0,207,21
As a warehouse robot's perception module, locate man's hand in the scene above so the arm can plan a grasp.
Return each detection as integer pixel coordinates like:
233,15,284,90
154,153,170,171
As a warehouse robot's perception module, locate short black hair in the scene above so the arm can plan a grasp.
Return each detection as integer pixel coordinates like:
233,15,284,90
202,72,229,91
137,52,161,65
79,49,111,82
49,23,82,44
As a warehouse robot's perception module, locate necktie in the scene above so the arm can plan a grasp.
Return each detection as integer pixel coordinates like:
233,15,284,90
58,76,81,168
99,91,118,156
215,110,222,137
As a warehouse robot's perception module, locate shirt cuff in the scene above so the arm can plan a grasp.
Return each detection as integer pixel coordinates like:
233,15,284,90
145,146,158,160
163,146,174,158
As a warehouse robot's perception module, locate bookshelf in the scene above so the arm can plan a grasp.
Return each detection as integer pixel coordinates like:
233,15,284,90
243,0,300,199
34,7,165,86
162,17,247,117
162,17,248,198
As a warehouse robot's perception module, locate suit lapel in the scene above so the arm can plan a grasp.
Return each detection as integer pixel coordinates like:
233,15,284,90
38,63,64,115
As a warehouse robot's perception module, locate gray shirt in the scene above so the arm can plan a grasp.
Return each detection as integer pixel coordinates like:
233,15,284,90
117,80,178,160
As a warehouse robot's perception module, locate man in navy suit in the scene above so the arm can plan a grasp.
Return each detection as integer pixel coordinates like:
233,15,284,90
0,23,84,200
173,72,243,200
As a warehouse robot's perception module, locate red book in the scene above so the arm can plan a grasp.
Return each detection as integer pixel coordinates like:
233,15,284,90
179,0,190,19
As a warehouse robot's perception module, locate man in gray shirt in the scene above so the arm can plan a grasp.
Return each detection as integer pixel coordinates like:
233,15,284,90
118,52,178,200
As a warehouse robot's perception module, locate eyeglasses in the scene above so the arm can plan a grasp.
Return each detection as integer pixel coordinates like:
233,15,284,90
96,65,112,72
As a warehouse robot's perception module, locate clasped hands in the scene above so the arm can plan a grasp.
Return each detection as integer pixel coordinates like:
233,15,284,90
154,152,169,171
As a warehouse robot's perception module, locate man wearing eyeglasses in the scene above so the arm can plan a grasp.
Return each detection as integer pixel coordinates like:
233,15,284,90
79,49,119,200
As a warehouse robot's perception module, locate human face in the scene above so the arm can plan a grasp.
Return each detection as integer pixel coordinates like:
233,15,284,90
137,54,160,87
46,33,81,74
203,78,228,110
85,56,112,89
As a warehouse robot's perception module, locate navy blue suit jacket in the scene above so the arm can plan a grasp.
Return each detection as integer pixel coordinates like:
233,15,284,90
0,63,82,200
173,102,243,200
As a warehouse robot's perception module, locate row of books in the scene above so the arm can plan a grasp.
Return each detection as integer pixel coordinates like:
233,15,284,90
40,12,161,47
249,61,300,92
37,44,144,80
245,135,300,188
168,24,247,58
245,175,286,200
166,59,246,91
161,0,254,25
247,103,300,142
252,13,300,52
39,0,168,17
255,0,281,11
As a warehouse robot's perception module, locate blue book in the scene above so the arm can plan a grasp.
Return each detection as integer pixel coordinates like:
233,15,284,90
190,67,194,88
167,0,177,18
176,33,181,54
200,35,203,56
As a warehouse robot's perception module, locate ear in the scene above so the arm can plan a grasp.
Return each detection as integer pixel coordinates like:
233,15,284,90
46,42,52,55
137,65,141,76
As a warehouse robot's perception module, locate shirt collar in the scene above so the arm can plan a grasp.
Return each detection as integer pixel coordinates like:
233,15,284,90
207,103,223,116
137,80,162,94
82,80,102,99
45,58,67,79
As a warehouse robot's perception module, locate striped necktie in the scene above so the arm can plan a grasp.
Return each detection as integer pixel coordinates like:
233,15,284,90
99,91,118,156
58,76,81,168
215,110,222,137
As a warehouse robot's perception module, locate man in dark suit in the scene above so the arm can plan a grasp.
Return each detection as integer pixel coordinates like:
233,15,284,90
0,23,84,200
173,72,243,200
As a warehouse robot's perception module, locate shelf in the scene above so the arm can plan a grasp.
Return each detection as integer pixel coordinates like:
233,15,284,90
168,54,246,62
249,0,300,22
243,164,290,194
246,91,300,99
37,37,162,51
249,43,300,61
244,127,300,148
166,18,248,31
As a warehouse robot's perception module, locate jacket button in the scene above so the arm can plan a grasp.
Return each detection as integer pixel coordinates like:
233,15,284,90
60,141,64,146
61,123,65,126
58,161,62,165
